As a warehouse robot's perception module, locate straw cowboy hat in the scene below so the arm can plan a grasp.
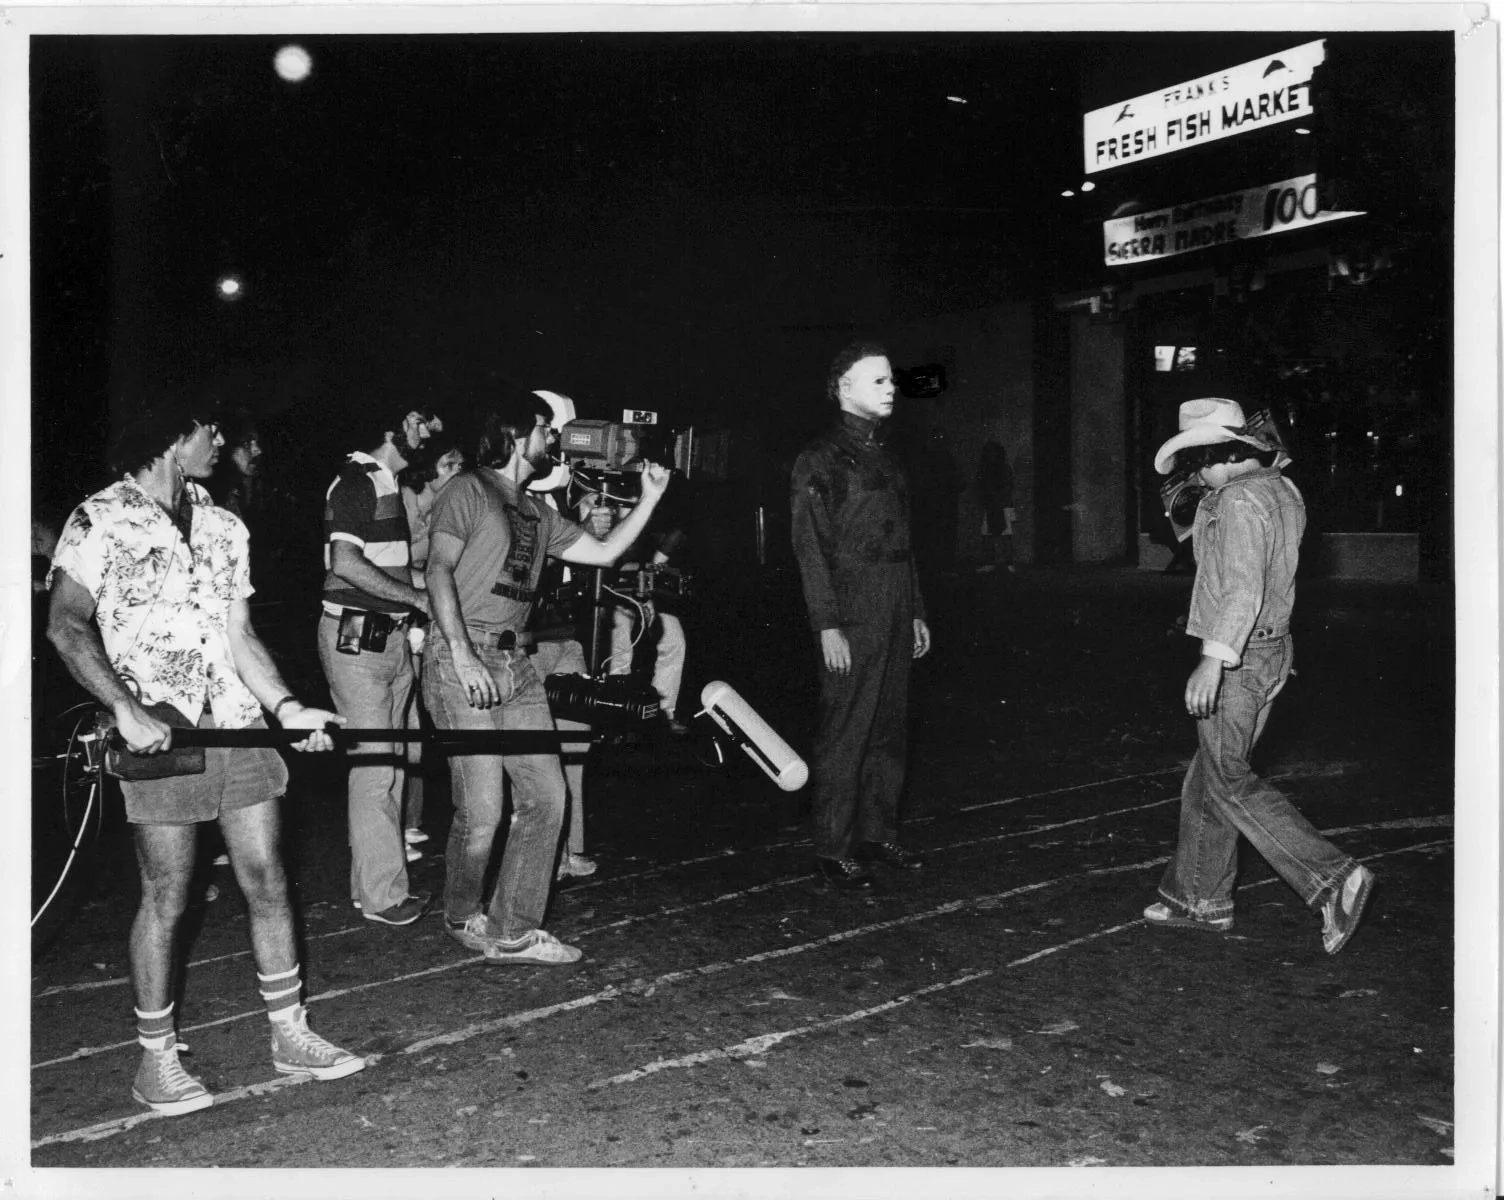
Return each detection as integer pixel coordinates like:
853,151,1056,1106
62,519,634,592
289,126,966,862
1153,397,1271,475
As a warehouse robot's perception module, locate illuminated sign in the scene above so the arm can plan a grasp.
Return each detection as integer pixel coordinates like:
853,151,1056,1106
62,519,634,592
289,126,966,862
1103,173,1364,266
1083,40,1326,174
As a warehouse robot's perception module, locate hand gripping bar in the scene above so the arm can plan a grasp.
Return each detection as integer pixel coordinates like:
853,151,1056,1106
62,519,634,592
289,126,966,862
109,727,581,755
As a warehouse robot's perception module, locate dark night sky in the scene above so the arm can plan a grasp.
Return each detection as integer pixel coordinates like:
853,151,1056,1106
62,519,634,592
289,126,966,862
27,29,1457,509
30,33,1084,490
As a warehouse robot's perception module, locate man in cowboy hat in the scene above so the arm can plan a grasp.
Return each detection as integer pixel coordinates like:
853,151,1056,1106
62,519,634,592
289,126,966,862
1144,397,1376,954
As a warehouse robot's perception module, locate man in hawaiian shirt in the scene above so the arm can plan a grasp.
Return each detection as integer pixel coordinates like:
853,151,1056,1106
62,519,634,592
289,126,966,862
48,397,364,1117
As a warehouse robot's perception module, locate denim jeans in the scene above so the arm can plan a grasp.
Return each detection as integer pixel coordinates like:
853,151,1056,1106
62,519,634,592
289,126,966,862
609,605,687,719
317,614,414,913
425,632,566,940
1158,636,1355,920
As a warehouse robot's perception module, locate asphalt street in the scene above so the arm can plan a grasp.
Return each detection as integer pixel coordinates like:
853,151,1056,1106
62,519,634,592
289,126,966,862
26,564,1459,1191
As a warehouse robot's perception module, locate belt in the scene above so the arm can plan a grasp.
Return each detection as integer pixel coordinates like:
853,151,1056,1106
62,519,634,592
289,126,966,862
833,550,912,565
323,608,415,630
470,628,538,653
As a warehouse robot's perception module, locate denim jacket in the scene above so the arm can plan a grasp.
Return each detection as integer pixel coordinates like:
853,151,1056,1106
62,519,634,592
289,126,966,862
1186,467,1305,667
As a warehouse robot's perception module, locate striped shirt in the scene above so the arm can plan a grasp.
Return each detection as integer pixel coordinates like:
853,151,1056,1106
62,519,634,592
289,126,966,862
322,451,411,615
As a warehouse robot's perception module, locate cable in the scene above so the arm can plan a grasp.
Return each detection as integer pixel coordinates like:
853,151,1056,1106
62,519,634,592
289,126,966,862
32,719,104,930
602,586,652,662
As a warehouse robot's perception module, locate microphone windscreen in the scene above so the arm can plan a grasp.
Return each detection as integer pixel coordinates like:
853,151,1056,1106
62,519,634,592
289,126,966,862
699,681,808,792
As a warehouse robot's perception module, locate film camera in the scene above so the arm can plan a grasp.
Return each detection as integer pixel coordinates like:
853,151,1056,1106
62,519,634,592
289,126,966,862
557,411,701,481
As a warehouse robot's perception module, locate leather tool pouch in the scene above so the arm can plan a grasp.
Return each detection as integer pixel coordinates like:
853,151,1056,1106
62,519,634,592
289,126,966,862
105,702,207,781
336,610,396,655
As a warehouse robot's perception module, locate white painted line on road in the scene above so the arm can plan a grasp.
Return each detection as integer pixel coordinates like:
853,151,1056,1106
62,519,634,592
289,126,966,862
35,923,368,999
28,835,1452,1150
30,783,1186,1003
30,762,1384,1001
28,855,1172,1073
932,795,1178,853
402,987,626,1054
584,834,1457,1091
30,1070,313,1148
586,922,1144,1089
1324,814,1452,836
955,767,1184,813
567,767,1188,890
586,969,1000,1089
28,806,1450,1067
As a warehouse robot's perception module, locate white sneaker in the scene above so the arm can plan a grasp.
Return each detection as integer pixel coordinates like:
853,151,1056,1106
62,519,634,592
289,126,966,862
212,853,230,867
556,852,597,880
404,828,429,845
405,844,423,863
445,912,500,953
482,928,582,966
1321,864,1377,955
132,1041,213,1116
270,1006,366,1080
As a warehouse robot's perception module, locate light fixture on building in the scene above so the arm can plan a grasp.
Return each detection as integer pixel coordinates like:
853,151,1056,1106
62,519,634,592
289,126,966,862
1080,181,1096,192
1295,126,1312,135
945,95,968,104
216,274,245,302
1061,189,1075,198
1329,245,1393,286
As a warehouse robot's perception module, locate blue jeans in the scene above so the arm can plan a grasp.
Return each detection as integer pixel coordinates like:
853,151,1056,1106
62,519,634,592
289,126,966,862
425,633,566,941
1158,637,1354,921
317,614,414,913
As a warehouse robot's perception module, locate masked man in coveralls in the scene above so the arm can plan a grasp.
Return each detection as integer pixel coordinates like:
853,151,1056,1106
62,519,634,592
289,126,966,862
791,340,932,890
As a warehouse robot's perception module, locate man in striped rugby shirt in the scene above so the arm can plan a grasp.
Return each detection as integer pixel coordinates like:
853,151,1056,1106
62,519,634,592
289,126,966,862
319,403,443,927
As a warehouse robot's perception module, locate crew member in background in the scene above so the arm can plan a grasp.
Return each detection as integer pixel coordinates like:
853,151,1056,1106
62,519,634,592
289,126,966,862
398,434,468,858
607,511,690,737
528,389,599,880
791,340,931,890
975,439,1016,574
424,390,669,964
319,404,442,927
47,396,361,1117
608,418,691,736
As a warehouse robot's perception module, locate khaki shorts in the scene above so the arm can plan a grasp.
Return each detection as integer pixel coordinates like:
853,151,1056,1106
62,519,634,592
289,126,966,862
119,712,289,825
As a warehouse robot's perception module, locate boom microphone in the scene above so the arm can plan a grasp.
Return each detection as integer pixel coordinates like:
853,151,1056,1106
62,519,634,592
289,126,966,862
697,681,808,792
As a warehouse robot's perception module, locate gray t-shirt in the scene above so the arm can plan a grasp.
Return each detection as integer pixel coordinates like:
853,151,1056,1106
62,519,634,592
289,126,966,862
427,469,585,631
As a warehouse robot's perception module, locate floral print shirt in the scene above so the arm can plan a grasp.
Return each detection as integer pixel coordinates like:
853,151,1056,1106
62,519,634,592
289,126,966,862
49,474,262,727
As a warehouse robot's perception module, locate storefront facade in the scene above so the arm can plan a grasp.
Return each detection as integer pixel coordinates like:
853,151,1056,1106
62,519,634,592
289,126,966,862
1048,33,1453,580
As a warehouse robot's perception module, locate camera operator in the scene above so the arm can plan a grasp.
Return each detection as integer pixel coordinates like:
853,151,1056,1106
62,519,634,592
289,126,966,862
424,389,670,965
318,403,443,927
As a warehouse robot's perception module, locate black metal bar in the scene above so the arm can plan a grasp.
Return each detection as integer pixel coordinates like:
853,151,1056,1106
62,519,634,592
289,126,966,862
136,729,578,751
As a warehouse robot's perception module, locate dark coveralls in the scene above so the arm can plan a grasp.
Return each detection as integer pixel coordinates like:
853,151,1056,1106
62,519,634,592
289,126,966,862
791,411,926,860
